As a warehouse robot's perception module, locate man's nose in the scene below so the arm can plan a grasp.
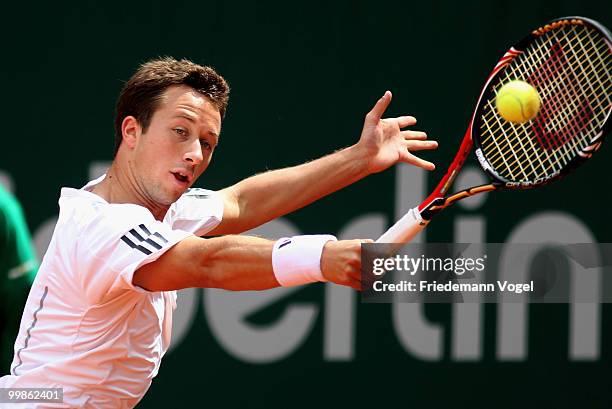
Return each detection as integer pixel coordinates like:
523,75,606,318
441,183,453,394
184,139,204,165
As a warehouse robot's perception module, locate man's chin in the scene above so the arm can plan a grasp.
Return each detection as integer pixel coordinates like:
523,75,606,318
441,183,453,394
154,189,184,207
167,190,185,204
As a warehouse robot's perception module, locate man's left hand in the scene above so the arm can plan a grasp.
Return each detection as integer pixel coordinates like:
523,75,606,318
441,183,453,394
357,91,438,174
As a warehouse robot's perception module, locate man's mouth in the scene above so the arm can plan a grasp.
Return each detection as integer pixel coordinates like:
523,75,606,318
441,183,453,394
171,171,191,185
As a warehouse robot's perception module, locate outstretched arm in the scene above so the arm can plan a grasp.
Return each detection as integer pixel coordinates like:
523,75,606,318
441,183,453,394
208,91,438,235
132,235,365,291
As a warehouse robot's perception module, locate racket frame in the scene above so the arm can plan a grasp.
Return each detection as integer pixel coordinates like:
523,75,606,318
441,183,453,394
377,16,611,243
420,16,611,221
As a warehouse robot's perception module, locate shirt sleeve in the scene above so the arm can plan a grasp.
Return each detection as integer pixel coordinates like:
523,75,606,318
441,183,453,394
75,204,192,304
164,188,223,236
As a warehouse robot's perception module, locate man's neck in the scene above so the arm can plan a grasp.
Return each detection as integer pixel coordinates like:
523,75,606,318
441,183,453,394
91,163,169,221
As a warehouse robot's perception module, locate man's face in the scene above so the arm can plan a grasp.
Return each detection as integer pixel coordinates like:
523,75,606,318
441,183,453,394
130,85,222,206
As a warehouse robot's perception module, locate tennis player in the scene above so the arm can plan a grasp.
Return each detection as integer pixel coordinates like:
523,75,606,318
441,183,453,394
0,57,437,408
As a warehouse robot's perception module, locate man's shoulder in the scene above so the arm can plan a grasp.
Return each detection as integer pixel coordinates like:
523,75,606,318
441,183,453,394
59,189,159,238
180,188,218,200
166,188,223,236
176,187,218,203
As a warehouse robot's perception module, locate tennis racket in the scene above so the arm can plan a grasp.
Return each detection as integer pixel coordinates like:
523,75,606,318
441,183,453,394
377,16,612,244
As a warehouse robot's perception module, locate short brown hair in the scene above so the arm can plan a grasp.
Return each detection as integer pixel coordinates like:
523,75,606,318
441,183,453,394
114,57,230,155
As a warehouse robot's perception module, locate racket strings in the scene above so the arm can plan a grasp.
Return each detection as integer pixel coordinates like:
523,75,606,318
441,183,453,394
506,29,609,167
494,29,599,171
538,30,609,148
478,23,611,183
493,26,607,172
485,25,609,178
530,42,593,150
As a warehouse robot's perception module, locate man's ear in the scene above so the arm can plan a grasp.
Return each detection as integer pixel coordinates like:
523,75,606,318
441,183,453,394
121,116,141,149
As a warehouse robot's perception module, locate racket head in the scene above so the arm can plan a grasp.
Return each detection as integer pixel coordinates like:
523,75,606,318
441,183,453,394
471,17,612,189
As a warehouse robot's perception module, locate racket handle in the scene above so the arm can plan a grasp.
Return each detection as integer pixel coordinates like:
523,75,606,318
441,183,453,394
376,206,429,243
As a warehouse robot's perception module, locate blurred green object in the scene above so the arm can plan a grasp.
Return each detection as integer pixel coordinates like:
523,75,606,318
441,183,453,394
0,185,38,375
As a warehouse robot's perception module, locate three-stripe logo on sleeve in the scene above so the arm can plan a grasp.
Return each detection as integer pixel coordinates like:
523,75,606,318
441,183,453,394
120,224,169,255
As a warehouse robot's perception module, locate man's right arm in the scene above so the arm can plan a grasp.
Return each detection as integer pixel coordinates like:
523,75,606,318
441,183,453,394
132,235,364,292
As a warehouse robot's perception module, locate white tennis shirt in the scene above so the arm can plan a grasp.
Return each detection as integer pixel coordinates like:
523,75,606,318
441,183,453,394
0,176,223,408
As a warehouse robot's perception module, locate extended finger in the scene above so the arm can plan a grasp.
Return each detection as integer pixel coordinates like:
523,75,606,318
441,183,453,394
400,151,436,170
365,91,392,126
406,140,438,151
395,115,417,128
401,130,428,140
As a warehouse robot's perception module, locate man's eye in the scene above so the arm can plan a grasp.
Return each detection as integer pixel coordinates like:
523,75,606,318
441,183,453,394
200,139,212,150
174,128,187,137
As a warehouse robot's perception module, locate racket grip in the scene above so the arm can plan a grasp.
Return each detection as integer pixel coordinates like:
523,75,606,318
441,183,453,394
376,206,428,243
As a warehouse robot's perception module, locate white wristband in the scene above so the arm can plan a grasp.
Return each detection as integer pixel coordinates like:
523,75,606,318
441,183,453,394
272,235,338,287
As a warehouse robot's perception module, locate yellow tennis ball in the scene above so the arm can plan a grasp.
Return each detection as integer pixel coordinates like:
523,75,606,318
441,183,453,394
495,80,541,123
